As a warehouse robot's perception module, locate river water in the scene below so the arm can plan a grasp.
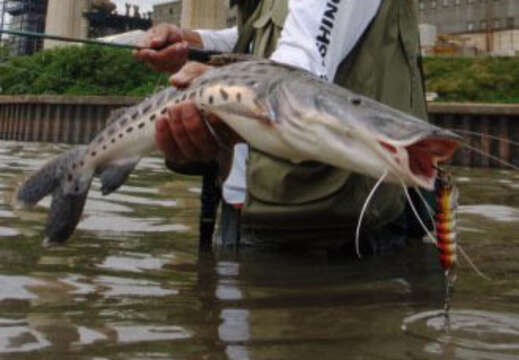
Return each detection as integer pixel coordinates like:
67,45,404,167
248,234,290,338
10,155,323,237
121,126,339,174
0,141,518,360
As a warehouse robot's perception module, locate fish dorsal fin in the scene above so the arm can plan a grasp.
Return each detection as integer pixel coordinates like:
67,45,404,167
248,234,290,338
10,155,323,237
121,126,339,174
207,53,260,67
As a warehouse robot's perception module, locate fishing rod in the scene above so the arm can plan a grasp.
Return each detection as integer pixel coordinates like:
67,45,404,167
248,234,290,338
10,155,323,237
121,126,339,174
0,28,222,248
0,29,221,62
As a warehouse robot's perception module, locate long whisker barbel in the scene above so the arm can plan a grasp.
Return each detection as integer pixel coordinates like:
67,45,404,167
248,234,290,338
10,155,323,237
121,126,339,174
450,127,519,148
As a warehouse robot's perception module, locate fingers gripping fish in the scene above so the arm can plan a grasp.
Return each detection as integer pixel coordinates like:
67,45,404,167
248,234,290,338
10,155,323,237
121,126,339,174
14,58,461,245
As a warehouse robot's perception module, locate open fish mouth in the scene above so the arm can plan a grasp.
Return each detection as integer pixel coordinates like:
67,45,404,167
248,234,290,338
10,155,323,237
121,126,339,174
377,134,461,190
405,136,461,189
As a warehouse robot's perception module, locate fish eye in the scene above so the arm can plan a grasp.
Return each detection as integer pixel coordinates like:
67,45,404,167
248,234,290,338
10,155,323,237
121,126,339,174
351,98,362,106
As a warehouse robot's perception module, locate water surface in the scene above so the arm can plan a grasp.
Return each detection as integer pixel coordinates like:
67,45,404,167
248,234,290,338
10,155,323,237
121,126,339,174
0,141,518,360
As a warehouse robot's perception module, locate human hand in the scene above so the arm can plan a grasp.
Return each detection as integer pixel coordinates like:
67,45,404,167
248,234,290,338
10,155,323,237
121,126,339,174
133,23,197,73
155,101,220,165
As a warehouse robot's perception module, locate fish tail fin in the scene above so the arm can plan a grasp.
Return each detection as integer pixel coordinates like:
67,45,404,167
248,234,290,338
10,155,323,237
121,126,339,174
15,146,94,245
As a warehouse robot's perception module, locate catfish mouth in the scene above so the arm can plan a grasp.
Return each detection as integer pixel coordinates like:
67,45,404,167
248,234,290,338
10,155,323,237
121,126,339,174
405,137,461,189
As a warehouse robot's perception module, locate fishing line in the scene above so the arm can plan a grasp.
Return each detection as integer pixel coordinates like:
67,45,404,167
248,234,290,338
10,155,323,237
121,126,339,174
355,170,388,258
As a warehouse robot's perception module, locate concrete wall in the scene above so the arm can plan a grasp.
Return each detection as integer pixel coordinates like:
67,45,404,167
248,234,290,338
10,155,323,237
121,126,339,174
152,1,182,26
0,95,139,144
418,0,519,54
44,0,90,49
0,96,518,168
180,0,235,29
419,0,519,34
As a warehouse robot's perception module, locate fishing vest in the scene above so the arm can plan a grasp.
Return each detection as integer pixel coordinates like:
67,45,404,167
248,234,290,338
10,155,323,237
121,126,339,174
232,0,428,241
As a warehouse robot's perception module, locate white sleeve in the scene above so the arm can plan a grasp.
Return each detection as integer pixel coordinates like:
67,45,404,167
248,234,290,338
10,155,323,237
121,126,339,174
197,27,239,52
271,0,382,81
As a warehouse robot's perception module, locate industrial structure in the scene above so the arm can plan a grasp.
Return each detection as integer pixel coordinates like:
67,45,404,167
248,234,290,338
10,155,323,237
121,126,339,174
0,0,152,56
419,0,519,55
45,0,151,49
0,0,48,56
152,0,182,26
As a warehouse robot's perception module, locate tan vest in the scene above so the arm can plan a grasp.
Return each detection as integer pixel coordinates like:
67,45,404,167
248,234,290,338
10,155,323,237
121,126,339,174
233,0,427,242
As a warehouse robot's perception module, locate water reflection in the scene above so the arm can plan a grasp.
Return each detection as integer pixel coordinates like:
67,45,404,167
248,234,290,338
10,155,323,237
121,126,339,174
403,309,519,359
0,142,518,359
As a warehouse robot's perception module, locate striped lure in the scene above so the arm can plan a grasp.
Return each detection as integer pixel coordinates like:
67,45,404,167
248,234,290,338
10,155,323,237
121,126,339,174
434,169,458,270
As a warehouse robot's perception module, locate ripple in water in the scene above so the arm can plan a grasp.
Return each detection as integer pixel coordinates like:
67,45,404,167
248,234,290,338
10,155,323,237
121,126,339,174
402,309,519,354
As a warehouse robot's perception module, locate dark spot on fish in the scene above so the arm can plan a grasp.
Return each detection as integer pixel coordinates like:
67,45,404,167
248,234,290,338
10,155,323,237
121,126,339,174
79,161,84,167
119,133,123,138
72,163,76,169
246,80,258,87
67,173,73,182
351,98,362,106
107,126,117,136
161,108,168,115
138,122,145,129
130,111,139,120
199,88,205,97
181,94,187,101
236,92,242,102
220,88,229,101
102,145,107,150
189,91,196,100
175,99,180,104
111,138,116,143
75,186,79,192
91,151,96,157
199,79,209,86
142,103,152,114
120,118,128,126
150,114,156,121
126,127,134,133
209,95,214,105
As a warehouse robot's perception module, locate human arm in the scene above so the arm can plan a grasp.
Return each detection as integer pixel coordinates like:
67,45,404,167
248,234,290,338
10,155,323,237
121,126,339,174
134,24,238,73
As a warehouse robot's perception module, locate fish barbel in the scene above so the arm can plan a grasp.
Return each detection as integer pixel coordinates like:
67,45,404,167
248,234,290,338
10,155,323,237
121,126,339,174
14,58,461,245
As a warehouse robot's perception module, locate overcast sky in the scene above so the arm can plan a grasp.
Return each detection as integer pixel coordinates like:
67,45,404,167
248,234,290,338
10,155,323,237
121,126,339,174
112,0,175,13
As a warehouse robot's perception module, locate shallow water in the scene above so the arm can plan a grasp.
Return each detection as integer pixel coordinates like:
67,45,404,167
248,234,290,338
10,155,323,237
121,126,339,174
0,141,518,360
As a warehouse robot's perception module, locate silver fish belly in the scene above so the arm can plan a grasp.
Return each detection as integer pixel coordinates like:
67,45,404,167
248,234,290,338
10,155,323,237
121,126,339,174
14,59,461,245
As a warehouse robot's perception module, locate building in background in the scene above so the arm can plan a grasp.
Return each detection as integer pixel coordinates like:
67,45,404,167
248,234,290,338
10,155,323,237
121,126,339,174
0,0,48,56
152,0,181,26
181,0,236,29
418,0,519,55
46,0,151,47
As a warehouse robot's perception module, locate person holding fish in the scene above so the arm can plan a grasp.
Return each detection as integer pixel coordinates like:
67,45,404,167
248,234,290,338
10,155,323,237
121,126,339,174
134,0,432,253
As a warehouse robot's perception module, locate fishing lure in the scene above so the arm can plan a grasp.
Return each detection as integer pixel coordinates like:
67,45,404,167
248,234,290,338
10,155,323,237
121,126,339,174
434,168,458,271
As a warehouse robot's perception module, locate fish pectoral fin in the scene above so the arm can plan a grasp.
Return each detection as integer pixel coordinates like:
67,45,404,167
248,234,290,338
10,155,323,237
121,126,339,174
98,157,140,195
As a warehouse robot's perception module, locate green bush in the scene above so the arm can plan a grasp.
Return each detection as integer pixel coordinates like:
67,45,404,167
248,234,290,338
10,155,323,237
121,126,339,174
1,47,519,103
423,56,519,103
0,45,167,96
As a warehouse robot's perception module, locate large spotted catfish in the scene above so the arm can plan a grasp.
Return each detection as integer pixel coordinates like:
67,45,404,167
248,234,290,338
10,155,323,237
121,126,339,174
14,57,461,245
